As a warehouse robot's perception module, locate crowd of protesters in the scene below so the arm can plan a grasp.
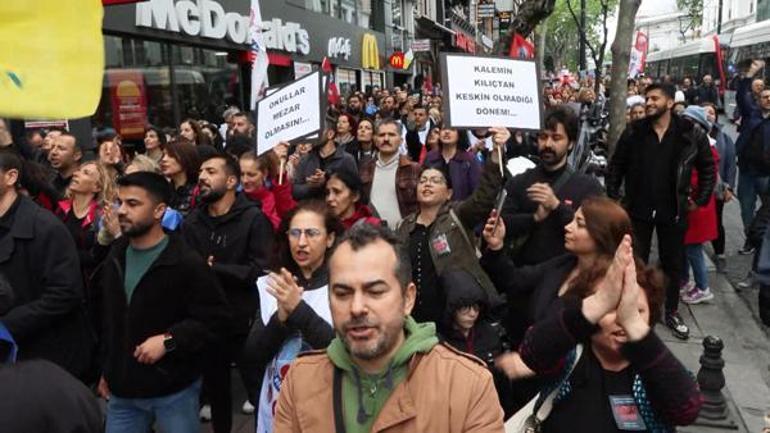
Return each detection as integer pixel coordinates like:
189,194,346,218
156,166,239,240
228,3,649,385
16,55,770,432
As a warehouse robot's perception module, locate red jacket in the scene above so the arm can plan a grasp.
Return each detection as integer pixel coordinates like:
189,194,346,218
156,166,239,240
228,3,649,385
340,203,381,230
245,187,280,231
685,146,719,245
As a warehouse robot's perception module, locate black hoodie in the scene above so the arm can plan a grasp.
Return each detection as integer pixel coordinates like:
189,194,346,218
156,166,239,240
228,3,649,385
182,193,274,331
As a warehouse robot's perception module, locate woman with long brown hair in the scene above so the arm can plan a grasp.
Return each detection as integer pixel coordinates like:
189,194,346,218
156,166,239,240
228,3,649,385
160,137,200,216
481,196,631,346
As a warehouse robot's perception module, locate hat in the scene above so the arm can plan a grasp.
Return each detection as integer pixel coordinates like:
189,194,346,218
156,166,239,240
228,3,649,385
682,105,712,131
626,95,645,108
674,90,686,103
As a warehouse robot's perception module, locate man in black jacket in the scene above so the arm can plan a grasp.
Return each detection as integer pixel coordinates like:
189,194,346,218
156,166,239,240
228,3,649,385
0,150,92,379
695,74,719,105
607,83,716,340
182,155,273,431
502,106,604,267
97,172,230,433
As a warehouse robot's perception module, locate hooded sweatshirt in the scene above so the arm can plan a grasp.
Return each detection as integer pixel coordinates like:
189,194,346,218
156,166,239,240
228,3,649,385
326,316,438,433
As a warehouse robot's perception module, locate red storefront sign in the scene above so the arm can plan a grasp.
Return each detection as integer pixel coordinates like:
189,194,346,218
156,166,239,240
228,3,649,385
108,70,148,140
453,32,476,54
389,52,406,69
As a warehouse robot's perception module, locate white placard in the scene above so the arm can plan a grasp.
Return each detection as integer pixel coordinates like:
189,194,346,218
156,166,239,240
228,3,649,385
441,53,542,131
256,71,323,155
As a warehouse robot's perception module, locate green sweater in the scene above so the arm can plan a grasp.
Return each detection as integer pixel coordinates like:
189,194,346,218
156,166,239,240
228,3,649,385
326,316,438,433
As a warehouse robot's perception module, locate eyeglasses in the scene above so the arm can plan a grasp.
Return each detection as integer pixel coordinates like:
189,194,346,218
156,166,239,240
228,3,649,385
418,176,446,185
287,228,324,240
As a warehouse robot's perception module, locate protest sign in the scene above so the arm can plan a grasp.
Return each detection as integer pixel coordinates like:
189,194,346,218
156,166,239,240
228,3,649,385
440,53,542,131
256,70,324,155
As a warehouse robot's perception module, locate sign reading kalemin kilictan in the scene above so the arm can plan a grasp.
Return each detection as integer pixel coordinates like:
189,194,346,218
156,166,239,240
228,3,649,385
136,0,310,55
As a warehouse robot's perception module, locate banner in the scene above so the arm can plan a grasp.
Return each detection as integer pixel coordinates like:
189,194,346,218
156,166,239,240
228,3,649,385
509,33,535,60
440,53,542,131
362,33,380,69
412,39,431,52
628,31,648,78
0,0,104,118
108,70,148,140
256,71,324,155
249,0,269,110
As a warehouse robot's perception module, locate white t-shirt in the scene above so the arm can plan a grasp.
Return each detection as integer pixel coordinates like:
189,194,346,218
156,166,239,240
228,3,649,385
255,276,333,433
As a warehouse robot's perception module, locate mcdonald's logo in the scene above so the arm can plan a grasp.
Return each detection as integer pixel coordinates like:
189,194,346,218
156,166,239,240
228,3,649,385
362,33,380,69
389,52,405,69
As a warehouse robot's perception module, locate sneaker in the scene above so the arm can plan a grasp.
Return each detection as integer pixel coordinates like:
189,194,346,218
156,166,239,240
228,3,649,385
680,281,695,296
739,241,756,255
242,400,255,415
682,287,715,304
665,311,690,340
715,255,727,274
199,404,212,422
737,273,755,291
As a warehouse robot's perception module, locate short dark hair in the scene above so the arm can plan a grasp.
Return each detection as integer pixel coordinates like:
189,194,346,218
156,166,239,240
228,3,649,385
117,171,172,205
544,106,579,143
419,164,453,190
232,112,252,125
145,126,168,148
0,150,22,182
332,221,412,290
645,83,676,100
164,138,201,182
58,132,82,152
203,154,241,179
327,168,366,204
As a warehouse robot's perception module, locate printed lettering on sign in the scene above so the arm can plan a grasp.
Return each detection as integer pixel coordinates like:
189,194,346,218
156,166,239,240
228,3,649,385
440,53,542,131
327,37,352,60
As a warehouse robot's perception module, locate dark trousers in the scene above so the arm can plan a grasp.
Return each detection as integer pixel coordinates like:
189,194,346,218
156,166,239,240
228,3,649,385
632,218,686,313
712,199,726,256
201,333,248,433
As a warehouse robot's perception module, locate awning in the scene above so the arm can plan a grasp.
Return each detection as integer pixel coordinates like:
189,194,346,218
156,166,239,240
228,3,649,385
416,15,455,39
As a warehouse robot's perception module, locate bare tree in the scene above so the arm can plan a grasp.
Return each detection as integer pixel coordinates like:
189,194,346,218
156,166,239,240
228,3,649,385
536,21,549,76
496,0,558,55
607,0,642,156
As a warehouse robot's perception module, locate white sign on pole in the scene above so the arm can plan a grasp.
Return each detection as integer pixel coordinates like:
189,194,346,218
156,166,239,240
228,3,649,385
412,39,431,52
294,61,313,78
256,71,324,154
440,53,542,131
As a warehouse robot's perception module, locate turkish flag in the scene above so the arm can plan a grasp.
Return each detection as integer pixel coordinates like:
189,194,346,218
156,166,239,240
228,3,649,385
509,33,535,60
321,57,340,106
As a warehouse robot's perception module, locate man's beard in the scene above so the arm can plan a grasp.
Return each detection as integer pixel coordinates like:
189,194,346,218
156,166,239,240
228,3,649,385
120,219,154,238
646,106,666,121
199,186,226,204
539,148,567,168
339,314,404,361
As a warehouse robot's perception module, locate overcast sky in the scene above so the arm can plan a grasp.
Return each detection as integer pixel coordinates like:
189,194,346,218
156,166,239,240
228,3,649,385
605,0,678,46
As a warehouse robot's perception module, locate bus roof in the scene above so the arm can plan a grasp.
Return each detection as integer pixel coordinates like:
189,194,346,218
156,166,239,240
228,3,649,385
731,19,770,48
647,37,717,62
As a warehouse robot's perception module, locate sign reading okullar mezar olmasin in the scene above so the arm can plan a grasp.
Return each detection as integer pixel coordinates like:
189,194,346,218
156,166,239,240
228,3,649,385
440,53,542,131
256,71,323,155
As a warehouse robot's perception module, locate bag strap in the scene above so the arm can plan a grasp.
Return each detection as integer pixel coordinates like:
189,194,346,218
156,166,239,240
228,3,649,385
333,367,347,433
448,208,481,258
533,344,584,422
551,165,575,194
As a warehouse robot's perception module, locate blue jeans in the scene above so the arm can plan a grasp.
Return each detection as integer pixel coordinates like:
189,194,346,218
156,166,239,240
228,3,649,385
737,171,769,231
683,244,709,290
106,379,201,433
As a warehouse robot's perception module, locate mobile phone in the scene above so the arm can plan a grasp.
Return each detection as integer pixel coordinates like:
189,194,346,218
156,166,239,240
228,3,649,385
490,189,508,236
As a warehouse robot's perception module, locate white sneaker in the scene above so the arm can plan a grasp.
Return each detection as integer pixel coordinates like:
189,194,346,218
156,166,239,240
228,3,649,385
242,400,255,414
199,404,212,422
682,287,715,304
680,281,695,296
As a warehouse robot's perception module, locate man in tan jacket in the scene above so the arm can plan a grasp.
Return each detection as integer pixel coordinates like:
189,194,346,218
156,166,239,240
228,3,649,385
274,223,504,433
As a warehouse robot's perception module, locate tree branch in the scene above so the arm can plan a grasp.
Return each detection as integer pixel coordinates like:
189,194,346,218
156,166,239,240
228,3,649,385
566,0,600,69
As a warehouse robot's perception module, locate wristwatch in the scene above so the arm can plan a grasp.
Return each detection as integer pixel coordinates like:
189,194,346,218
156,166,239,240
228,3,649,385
163,333,176,353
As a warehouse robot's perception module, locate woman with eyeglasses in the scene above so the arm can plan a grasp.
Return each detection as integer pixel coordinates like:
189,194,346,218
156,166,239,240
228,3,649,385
243,200,343,432
394,128,509,325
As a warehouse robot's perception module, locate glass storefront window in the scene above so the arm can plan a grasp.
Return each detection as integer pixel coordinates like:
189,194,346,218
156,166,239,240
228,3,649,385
340,0,357,24
95,36,174,139
336,68,358,96
392,0,403,28
95,35,243,140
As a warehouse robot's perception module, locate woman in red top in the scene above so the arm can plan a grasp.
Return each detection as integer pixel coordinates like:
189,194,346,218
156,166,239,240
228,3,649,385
681,106,719,304
240,144,296,231
324,168,380,230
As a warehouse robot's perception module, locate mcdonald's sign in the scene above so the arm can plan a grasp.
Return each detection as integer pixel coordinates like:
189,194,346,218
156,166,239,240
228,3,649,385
389,52,405,69
362,33,380,70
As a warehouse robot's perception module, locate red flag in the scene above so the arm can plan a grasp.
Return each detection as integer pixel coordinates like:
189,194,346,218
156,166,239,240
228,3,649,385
509,34,535,59
321,57,340,106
